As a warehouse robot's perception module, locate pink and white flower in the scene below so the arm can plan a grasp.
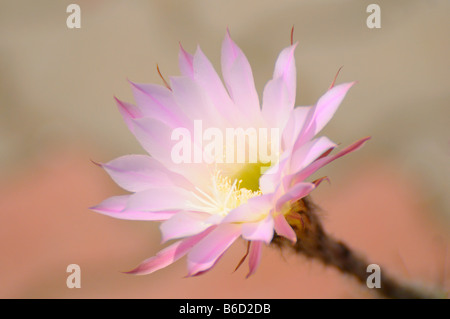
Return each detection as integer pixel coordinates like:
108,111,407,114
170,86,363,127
91,30,369,277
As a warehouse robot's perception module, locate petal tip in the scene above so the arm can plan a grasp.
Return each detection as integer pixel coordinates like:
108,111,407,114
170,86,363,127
126,77,134,86
121,268,142,275
90,159,103,168
226,26,231,37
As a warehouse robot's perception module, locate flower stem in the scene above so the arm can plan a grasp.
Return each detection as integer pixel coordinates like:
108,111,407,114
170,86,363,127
271,197,437,299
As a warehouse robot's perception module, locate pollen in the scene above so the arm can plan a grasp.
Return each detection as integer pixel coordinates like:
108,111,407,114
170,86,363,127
188,170,262,216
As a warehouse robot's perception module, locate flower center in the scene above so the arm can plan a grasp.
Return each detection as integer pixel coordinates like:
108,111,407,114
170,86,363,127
231,162,271,192
187,133,280,217
188,170,262,217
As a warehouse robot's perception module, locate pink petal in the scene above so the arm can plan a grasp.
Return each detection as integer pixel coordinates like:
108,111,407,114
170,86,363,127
272,43,297,107
90,195,177,221
160,211,212,243
125,187,193,212
129,81,188,128
288,136,371,187
261,44,297,129
259,156,288,194
281,106,311,152
275,182,315,212
261,77,291,129
289,137,336,174
125,226,215,275
114,97,143,132
192,46,242,126
222,194,273,223
221,30,261,124
100,155,193,192
310,82,355,135
90,195,128,213
246,241,263,278
130,117,176,163
178,43,194,78
241,215,274,244
170,76,225,128
294,82,355,147
187,223,241,276
273,213,297,243
204,214,225,225
130,118,211,188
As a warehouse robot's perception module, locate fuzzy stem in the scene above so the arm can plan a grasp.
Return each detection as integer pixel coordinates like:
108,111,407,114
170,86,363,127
271,197,436,299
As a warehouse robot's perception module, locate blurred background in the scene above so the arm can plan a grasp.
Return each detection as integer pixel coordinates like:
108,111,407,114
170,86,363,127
0,0,449,298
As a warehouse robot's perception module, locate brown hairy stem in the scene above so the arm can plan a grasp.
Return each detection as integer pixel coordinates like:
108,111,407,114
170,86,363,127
271,197,437,299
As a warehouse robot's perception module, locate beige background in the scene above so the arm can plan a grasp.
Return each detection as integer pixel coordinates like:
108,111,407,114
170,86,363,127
0,1,449,298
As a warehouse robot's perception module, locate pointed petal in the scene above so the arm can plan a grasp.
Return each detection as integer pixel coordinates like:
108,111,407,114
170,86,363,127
221,31,261,123
90,195,128,213
187,223,241,276
261,77,291,129
90,195,178,221
178,43,194,78
281,106,311,151
288,136,371,187
188,253,227,277
289,137,336,174
125,187,194,212
99,210,178,221
295,82,355,146
100,155,193,192
129,117,210,188
262,44,297,129
192,46,240,125
129,81,188,128
310,81,355,136
275,182,315,212
246,241,263,278
170,76,224,127
273,43,297,103
223,194,273,223
241,215,274,244
115,97,143,132
273,213,297,243
130,117,175,164
259,156,288,194
160,211,212,243
125,227,215,275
